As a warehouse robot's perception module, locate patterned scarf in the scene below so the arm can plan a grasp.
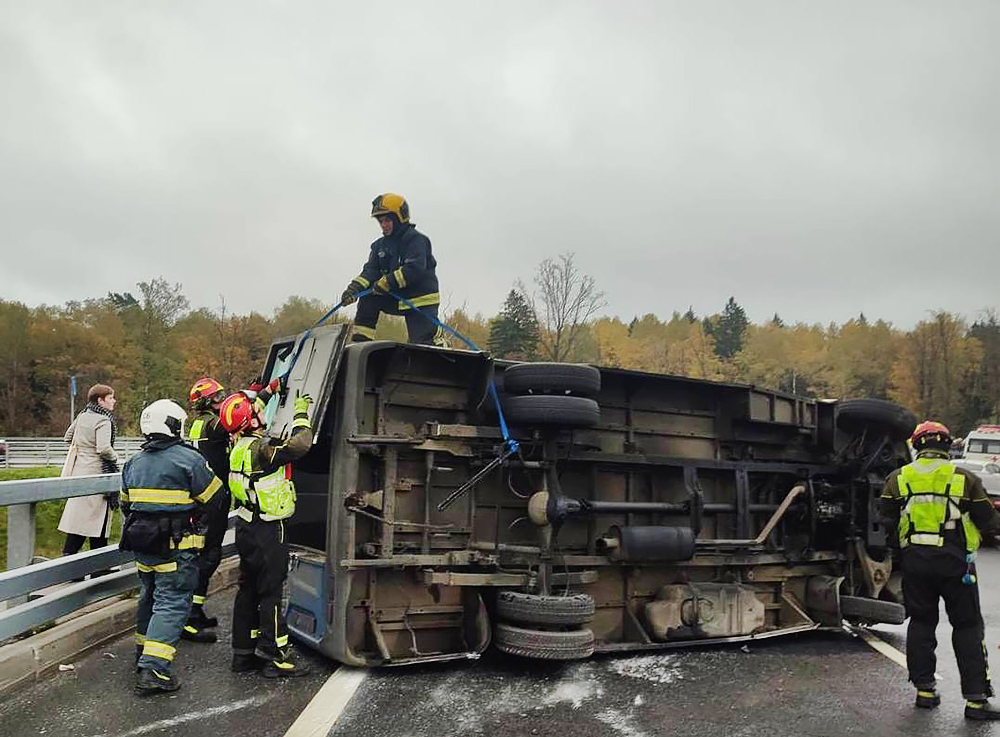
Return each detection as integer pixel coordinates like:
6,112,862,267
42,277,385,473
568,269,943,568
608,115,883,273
86,402,119,472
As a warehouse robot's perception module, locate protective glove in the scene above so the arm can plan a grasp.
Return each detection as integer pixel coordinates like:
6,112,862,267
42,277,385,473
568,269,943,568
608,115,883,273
373,276,391,295
105,493,120,511
341,281,362,306
293,391,313,415
266,376,284,395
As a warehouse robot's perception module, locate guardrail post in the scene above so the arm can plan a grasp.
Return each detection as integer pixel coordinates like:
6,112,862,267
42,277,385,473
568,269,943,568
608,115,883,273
6,503,37,606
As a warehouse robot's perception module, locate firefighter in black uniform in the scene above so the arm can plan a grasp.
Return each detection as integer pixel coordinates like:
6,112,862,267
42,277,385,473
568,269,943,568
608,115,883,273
218,380,312,677
182,377,232,642
121,399,224,694
340,193,445,346
880,420,1000,720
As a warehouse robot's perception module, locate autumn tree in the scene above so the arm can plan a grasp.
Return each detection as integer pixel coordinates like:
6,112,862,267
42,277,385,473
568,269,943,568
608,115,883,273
129,278,190,408
526,252,605,362
272,296,336,338
890,311,982,429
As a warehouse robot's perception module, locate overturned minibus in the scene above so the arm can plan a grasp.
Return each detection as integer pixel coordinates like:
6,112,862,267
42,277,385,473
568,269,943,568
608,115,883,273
258,325,915,666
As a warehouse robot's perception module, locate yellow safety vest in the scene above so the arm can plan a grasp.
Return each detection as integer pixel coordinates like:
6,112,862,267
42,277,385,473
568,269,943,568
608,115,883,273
229,436,296,522
898,458,981,552
188,418,206,446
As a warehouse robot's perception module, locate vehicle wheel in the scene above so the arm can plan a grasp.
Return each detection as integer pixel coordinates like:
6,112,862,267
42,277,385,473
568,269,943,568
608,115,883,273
836,399,917,441
494,622,595,660
497,591,595,626
840,595,906,625
503,395,600,428
504,363,601,397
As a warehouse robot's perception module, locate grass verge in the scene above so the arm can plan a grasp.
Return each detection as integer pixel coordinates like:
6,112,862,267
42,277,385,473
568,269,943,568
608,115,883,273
1,467,121,569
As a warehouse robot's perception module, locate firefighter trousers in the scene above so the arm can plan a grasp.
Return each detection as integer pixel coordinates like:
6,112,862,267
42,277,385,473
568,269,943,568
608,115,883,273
351,293,443,345
232,517,290,661
193,491,230,606
902,548,993,700
135,550,199,675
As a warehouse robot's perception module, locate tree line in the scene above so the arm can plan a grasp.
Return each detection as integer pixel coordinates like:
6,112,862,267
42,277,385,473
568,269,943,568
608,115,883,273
2,258,999,437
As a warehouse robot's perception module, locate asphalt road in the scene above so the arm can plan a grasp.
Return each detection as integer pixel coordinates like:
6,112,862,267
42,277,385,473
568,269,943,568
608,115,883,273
0,586,336,737
5,549,1000,737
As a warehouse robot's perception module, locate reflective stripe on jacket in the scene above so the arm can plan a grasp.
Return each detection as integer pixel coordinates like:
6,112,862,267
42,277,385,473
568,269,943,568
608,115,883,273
229,436,296,522
120,442,222,550
898,458,981,552
352,223,439,310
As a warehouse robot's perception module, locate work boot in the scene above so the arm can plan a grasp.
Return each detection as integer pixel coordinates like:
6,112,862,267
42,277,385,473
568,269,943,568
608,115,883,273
135,668,181,695
231,653,265,672
965,700,1000,721
180,624,218,643
188,604,218,629
261,657,311,678
915,689,941,709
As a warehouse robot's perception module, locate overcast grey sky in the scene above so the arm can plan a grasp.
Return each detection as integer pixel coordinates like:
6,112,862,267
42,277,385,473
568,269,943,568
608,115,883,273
2,1,999,327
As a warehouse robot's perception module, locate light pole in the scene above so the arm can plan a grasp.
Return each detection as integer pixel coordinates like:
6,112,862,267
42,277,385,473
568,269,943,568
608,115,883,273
69,374,78,423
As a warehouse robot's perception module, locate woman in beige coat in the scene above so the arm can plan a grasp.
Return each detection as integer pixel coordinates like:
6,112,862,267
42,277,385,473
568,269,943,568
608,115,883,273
58,383,119,554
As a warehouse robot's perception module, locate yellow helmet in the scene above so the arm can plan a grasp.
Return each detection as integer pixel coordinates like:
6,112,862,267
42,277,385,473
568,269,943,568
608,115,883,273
371,193,410,223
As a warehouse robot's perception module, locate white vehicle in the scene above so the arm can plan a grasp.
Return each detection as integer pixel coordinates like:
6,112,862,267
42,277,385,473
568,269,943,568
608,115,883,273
962,425,1000,464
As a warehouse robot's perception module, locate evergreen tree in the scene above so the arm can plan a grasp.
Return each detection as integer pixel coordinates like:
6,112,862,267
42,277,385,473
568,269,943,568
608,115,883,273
488,289,539,359
707,297,749,360
770,313,785,328
683,306,696,323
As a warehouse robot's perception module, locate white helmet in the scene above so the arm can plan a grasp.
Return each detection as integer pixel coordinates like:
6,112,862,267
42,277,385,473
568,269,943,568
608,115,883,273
140,399,188,438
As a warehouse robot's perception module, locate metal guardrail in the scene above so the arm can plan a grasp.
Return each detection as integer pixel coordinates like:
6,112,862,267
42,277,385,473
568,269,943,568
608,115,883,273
0,473,235,642
0,437,145,468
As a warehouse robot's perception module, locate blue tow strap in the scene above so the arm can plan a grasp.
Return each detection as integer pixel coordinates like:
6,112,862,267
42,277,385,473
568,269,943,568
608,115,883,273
279,288,373,383
280,288,518,456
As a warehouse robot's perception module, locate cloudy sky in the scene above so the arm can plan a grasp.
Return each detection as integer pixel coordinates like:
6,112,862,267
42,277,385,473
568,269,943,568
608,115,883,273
2,1,999,327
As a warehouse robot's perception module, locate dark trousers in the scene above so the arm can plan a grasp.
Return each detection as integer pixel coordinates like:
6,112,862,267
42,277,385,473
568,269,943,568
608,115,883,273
193,491,230,605
136,550,199,675
63,503,111,555
352,293,441,345
62,533,108,555
902,548,992,700
232,517,290,661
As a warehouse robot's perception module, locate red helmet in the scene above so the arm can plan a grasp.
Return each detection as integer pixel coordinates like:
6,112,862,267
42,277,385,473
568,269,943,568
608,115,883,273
219,393,258,433
189,377,226,407
911,420,952,449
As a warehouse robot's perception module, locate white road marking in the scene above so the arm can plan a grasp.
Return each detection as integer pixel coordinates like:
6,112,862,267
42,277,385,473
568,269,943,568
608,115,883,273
283,667,367,737
84,695,269,737
855,627,943,680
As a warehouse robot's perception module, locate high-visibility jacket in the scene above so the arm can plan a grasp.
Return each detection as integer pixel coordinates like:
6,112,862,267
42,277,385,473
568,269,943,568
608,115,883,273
896,458,981,552
228,410,312,523
188,411,231,483
230,436,296,521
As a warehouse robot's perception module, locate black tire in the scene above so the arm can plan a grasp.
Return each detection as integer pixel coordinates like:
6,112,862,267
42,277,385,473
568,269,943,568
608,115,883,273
504,363,601,397
840,595,906,625
496,591,595,626
836,399,917,441
502,395,600,428
494,622,595,660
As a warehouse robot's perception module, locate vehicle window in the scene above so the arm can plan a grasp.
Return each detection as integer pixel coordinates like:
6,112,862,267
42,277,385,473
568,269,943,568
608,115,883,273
967,439,1000,454
263,342,296,427
258,324,348,442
